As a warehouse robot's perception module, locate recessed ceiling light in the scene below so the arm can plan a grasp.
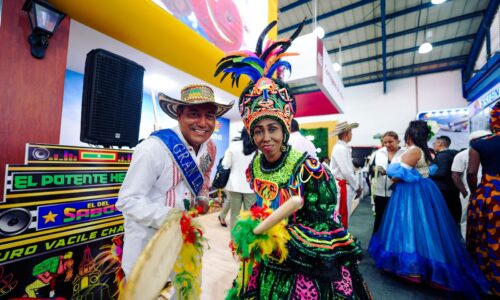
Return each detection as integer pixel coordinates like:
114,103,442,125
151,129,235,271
431,0,446,4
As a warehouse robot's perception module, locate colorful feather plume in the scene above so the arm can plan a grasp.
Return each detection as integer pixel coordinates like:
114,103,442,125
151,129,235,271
214,19,305,86
173,212,207,300
226,205,291,299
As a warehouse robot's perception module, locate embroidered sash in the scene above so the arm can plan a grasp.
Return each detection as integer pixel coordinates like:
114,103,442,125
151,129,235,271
151,129,204,196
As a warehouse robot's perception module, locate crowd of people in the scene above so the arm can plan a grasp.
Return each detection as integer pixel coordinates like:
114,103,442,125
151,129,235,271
115,20,499,299
365,105,500,297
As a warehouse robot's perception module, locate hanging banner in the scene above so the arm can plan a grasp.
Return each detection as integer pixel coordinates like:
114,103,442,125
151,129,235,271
209,117,230,180
1,144,131,300
152,0,269,52
417,108,470,150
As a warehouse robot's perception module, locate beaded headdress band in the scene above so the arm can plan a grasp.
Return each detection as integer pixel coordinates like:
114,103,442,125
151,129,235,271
214,20,304,144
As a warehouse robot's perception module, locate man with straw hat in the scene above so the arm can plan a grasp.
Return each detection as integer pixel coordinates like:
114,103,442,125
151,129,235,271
116,84,233,278
329,121,361,228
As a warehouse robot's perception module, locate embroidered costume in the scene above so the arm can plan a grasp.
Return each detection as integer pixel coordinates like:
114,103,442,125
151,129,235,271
215,20,371,299
236,149,371,299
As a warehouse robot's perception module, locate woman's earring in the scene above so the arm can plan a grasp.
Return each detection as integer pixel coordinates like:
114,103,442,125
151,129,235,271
281,145,287,152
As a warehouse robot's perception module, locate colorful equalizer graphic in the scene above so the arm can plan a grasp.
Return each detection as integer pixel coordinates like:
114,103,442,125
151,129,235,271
27,144,133,164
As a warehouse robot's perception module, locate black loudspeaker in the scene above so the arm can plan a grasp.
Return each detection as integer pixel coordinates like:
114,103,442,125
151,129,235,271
80,49,145,147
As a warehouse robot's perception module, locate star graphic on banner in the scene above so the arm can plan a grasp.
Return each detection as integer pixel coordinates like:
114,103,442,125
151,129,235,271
42,211,58,224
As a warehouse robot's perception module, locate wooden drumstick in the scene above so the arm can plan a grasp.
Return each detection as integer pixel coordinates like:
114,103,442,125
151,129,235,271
253,196,303,235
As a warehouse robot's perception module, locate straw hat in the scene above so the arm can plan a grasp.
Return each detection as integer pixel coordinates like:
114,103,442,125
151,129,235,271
469,130,491,141
158,84,234,119
330,121,359,137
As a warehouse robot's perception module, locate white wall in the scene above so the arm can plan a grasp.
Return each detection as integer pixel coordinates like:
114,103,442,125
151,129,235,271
416,70,466,111
295,70,468,147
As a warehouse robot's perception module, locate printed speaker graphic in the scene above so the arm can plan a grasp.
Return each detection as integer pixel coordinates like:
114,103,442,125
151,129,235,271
0,208,32,237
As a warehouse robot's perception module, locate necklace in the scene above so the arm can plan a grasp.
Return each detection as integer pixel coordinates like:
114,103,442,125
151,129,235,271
252,148,306,188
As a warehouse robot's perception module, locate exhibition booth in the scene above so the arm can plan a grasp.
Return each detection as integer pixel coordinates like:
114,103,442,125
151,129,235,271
0,0,279,298
0,0,497,299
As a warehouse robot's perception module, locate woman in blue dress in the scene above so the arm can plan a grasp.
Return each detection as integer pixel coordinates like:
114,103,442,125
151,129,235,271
368,120,490,298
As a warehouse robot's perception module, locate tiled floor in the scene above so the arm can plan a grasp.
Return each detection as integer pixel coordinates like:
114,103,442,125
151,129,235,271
198,212,238,300
198,197,457,299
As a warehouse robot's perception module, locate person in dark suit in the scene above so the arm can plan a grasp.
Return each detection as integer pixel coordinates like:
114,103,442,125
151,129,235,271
430,135,460,224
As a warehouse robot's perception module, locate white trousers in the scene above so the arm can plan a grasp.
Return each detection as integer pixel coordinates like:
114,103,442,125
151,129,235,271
335,184,356,226
347,185,355,218
460,193,469,239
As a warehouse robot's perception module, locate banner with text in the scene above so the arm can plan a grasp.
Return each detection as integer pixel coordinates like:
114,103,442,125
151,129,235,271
1,144,130,299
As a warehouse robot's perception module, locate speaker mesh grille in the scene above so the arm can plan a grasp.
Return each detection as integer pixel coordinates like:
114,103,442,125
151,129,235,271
81,49,145,147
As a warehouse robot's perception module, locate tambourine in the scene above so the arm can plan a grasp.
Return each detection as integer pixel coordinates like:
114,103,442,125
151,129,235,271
120,210,183,300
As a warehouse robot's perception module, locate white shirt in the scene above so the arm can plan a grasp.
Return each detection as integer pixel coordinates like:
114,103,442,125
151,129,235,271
116,126,215,277
288,131,318,159
451,149,482,193
221,140,254,193
329,140,358,189
369,147,405,197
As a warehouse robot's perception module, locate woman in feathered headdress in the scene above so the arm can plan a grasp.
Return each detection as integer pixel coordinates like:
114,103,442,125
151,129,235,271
215,21,372,299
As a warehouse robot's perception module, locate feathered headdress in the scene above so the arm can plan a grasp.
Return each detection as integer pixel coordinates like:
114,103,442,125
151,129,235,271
214,20,305,144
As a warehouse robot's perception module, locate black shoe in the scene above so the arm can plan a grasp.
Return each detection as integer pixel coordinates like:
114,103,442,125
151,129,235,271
218,215,227,227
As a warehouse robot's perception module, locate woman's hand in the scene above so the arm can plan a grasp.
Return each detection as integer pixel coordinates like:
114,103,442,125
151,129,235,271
195,197,210,214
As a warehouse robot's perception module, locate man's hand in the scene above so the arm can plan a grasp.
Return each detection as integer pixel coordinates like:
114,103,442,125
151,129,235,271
376,166,386,175
355,187,362,198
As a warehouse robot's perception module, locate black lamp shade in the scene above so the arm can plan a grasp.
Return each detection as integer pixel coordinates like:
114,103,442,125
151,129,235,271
25,0,65,36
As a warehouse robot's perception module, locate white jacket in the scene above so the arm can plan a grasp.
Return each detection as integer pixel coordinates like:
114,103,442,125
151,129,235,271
288,131,318,159
116,126,215,277
221,140,254,193
369,147,405,197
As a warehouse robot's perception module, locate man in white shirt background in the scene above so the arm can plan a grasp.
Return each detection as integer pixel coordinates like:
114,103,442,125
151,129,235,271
288,119,318,159
329,121,360,228
116,84,233,278
451,129,491,238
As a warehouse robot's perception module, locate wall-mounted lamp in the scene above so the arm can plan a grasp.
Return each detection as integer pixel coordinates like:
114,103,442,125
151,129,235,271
22,0,65,59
